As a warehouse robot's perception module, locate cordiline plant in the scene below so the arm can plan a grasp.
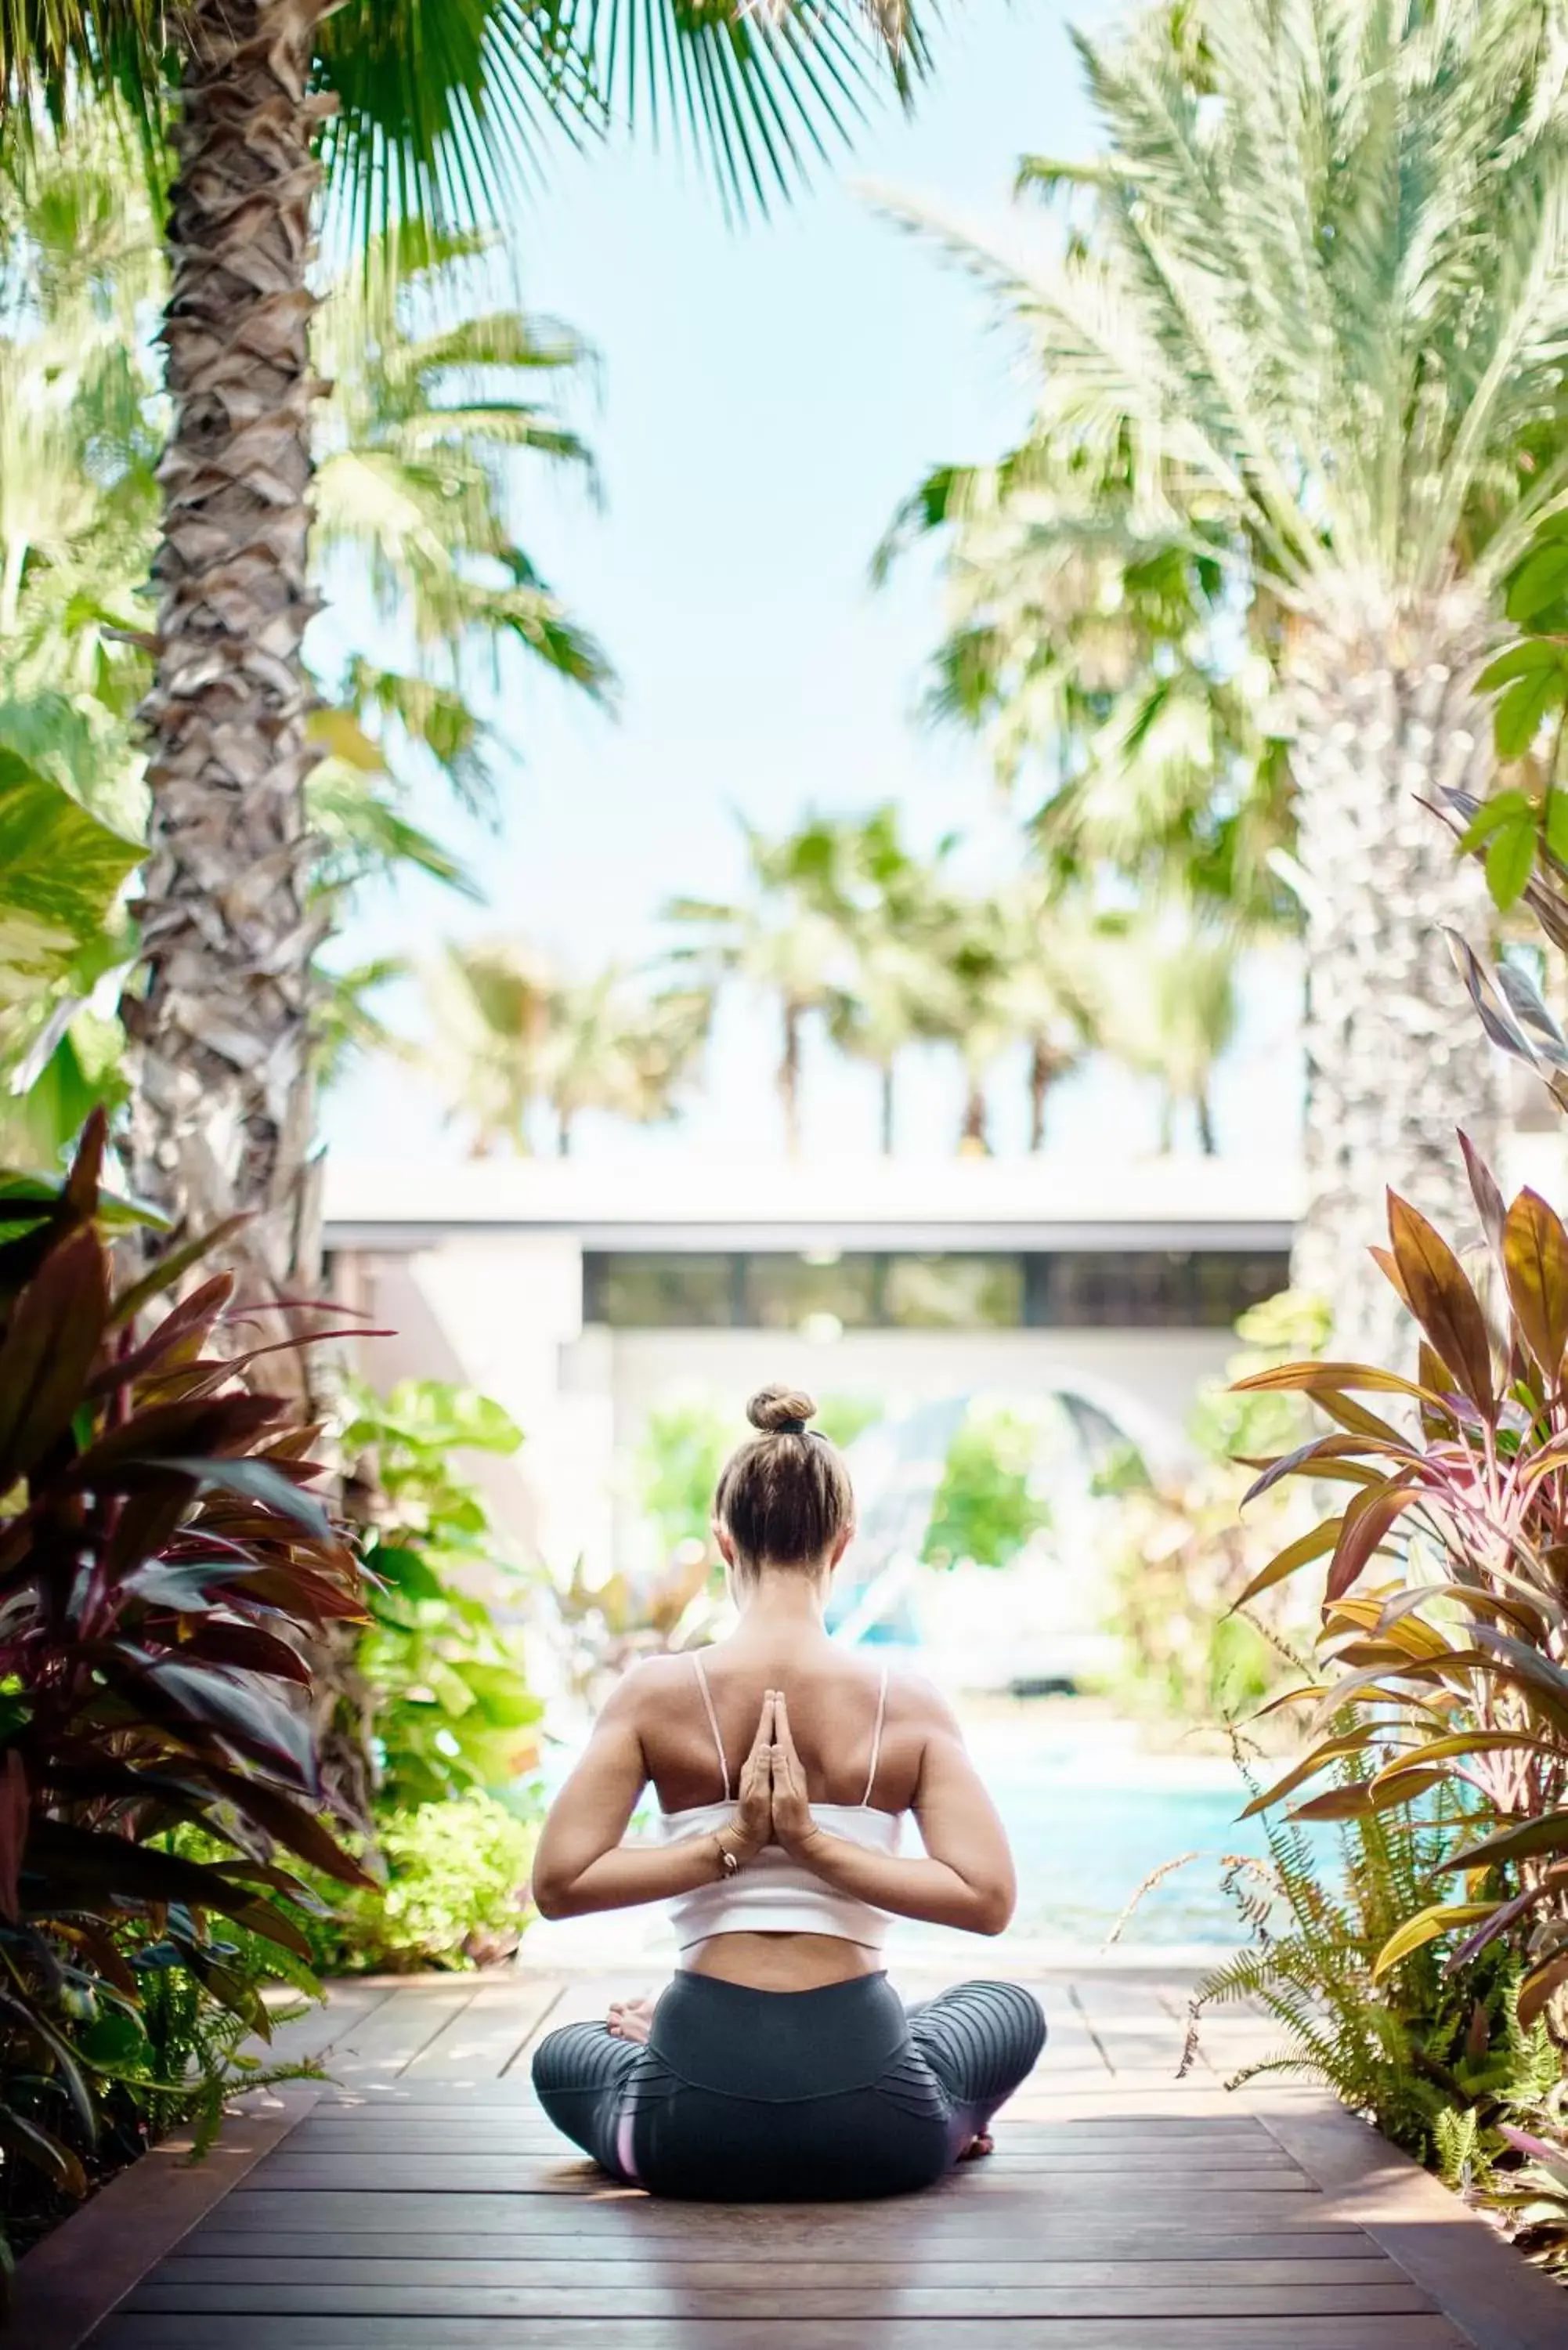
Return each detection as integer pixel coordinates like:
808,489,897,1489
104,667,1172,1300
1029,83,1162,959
0,1112,371,2240
1227,1141,1568,2026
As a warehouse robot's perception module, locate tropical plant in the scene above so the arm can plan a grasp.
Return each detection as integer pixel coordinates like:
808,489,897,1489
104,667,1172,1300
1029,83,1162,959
819,808,964,1154
1181,1737,1556,2170
0,0,934,1330
0,118,609,1168
1097,1290,1328,1730
302,1787,540,1976
1093,906,1241,1155
340,1378,540,1810
0,755,142,1159
886,0,1568,1356
635,1397,732,1570
668,815,861,1156
921,1403,1053,1570
428,939,709,1155
1224,1156,1568,2033
0,1111,369,2272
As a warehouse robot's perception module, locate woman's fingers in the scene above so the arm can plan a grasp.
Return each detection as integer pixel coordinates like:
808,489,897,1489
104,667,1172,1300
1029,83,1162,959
773,1687,801,1765
744,1688,775,1767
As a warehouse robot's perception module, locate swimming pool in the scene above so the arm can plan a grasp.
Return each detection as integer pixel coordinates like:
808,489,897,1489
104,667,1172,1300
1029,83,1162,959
901,1708,1270,1960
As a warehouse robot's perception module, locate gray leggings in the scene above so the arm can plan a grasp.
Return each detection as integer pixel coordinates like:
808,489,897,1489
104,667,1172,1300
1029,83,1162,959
533,1972,1046,2200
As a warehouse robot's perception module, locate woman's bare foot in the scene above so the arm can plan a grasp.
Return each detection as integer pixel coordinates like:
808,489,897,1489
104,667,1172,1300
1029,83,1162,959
957,2131,995,2161
607,1996,656,2044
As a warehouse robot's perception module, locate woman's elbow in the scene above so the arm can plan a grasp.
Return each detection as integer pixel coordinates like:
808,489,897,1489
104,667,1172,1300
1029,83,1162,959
527,1861,576,1921
969,1880,1015,1937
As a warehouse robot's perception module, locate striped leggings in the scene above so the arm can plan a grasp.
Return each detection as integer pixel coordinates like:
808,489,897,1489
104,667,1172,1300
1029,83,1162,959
533,1972,1046,2200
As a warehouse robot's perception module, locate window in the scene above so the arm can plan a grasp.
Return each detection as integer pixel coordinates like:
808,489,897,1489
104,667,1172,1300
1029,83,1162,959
582,1249,1288,1329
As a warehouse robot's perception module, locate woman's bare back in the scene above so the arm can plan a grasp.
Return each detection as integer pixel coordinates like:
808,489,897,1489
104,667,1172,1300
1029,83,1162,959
634,1636,923,1820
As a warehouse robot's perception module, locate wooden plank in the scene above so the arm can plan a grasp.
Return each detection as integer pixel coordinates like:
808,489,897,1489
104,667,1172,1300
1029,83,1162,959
1256,2099,1568,2350
258,1981,402,2073
239,2156,1322,2193
10,2084,321,2350
403,1979,564,2081
204,2191,1358,2236
124,2281,1437,2319
276,2133,1301,2173
88,2312,1469,2348
318,1983,479,2082
149,2258,1412,2290
161,2231,1382,2268
505,1976,642,2073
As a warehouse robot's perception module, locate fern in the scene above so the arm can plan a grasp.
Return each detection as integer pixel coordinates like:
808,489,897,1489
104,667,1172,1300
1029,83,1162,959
1181,1721,1548,2169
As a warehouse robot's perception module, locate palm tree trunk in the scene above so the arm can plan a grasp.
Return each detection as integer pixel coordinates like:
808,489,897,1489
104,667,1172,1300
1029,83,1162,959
879,1061,895,1156
1027,1037,1056,1152
1287,594,1505,1365
121,0,364,1824
123,0,333,1331
959,1077,989,1155
1196,1088,1216,1157
779,1000,802,1157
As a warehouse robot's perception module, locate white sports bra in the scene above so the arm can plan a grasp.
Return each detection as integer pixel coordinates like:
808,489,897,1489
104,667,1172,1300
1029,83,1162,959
658,1654,900,1964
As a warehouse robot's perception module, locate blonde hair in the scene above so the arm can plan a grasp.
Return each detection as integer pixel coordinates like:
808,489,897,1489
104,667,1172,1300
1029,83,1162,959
713,1384,854,1570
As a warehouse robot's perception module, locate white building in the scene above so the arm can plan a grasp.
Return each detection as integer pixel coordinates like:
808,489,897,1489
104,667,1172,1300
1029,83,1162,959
324,1155,1302,1579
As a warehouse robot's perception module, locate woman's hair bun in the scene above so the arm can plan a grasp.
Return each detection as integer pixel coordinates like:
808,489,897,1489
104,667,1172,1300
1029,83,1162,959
746,1383,816,1435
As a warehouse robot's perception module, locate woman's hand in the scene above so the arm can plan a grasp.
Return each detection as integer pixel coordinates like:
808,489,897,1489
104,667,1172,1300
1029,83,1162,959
721,1691,777,1864
767,1689,821,1859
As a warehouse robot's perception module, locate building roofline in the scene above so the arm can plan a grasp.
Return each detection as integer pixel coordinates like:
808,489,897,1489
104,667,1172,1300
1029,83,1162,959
323,1156,1303,1253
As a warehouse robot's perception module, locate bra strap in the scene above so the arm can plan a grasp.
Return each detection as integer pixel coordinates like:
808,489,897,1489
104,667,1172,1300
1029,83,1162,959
690,1653,732,1801
862,1664,890,1806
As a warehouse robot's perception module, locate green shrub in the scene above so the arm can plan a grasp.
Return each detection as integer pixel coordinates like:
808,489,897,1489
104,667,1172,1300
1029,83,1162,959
305,1791,539,1974
921,1403,1052,1570
1181,1734,1556,2168
343,1379,541,1809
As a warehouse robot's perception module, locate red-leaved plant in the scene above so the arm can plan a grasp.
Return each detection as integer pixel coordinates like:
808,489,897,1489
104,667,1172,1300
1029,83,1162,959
0,1114,370,2234
1230,1137,1568,2028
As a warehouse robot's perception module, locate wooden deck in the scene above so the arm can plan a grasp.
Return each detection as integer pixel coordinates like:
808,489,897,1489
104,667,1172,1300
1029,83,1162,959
17,1968,1566,2350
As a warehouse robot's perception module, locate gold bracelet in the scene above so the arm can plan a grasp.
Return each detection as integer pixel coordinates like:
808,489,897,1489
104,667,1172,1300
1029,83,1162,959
713,1830,740,1878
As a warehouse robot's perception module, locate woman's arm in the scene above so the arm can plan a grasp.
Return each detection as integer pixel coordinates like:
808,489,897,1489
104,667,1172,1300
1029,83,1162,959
529,1675,772,1920
768,1686,1016,1937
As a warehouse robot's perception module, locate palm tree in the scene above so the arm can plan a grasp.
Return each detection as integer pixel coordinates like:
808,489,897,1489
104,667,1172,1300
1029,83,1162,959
544,974,709,1155
0,0,933,1301
992,876,1101,1152
823,808,959,1152
887,0,1568,1358
0,125,605,1156
425,940,557,1155
668,817,860,1155
428,942,708,1155
1094,910,1239,1156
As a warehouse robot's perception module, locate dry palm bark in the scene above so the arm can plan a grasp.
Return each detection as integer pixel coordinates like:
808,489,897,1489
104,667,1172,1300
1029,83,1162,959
125,0,334,1339
1287,584,1505,1367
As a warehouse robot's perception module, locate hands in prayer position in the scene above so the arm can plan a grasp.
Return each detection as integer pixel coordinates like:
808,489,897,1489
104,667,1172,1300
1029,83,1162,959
719,1690,820,1870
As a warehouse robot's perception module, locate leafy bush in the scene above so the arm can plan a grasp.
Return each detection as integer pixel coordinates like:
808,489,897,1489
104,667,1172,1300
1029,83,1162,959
0,1114,368,2272
304,1790,539,1974
342,1379,540,1808
921,1403,1053,1570
1096,1292,1329,1730
1228,1155,1568,2024
1182,1735,1555,2168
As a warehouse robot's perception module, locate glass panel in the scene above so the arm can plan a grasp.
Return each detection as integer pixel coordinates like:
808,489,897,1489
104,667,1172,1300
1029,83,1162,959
583,1253,736,1327
744,1255,882,1330
883,1254,1023,1328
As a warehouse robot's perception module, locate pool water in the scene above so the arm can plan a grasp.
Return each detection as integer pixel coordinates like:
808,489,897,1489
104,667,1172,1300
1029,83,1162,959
530,1701,1288,1968
935,1712,1271,1954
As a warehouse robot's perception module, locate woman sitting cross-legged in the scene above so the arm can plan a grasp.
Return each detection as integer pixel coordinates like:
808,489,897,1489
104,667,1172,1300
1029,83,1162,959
528,1383,1046,2200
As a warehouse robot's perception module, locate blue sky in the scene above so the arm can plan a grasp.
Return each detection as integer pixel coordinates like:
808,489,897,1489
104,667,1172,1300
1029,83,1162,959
320,0,1302,1167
